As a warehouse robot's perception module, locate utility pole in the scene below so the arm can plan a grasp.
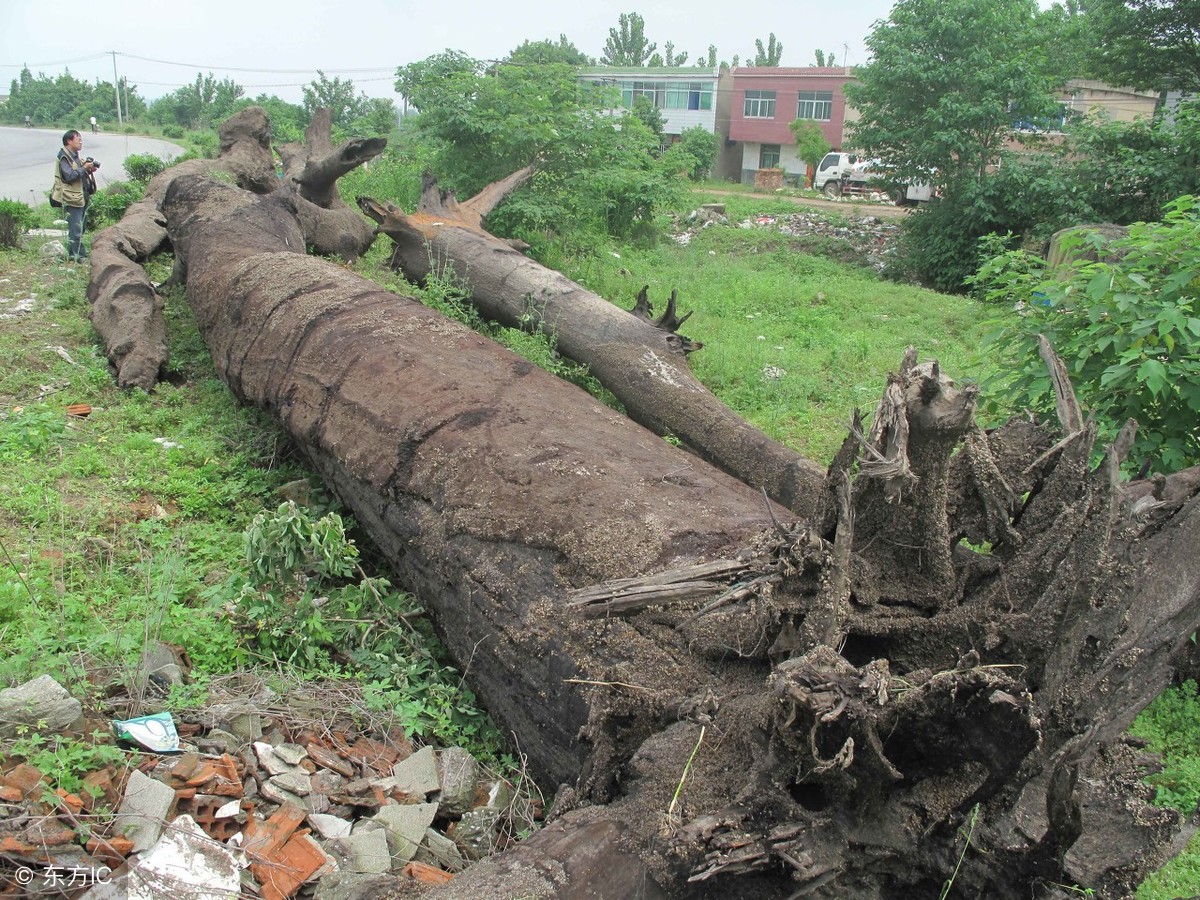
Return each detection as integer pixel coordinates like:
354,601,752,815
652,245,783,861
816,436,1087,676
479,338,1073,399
111,51,123,126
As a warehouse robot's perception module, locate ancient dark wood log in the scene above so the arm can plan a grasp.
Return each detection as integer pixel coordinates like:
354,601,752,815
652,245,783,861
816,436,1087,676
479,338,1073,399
85,197,170,390
159,169,1200,900
358,177,826,517
86,106,384,390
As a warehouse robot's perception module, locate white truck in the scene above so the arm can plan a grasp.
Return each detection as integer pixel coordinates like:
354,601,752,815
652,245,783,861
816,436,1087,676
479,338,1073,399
812,152,933,205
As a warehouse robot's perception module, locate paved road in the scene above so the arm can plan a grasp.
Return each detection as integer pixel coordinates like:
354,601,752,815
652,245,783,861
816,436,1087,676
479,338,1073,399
0,127,185,206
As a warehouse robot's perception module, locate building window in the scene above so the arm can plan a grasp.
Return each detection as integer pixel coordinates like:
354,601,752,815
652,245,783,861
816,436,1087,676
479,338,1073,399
621,81,667,108
665,81,714,110
796,91,833,121
744,90,776,118
759,144,781,169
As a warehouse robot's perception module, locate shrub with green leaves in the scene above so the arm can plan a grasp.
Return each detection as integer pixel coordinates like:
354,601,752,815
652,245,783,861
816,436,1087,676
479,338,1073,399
0,199,36,249
85,181,143,230
973,195,1200,473
222,501,502,752
122,153,168,184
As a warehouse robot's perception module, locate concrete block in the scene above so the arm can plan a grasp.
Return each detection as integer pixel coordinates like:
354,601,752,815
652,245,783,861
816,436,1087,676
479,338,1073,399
113,769,176,852
390,745,439,797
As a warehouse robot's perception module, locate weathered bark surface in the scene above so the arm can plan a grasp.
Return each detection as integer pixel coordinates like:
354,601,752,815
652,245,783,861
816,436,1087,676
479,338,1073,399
163,174,780,790
278,107,386,261
157,170,1200,900
359,177,826,517
85,197,170,390
86,106,384,390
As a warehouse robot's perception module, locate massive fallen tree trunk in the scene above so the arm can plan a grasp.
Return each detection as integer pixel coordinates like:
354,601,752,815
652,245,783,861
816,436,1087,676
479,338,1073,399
86,106,385,390
359,180,826,516
154,168,1200,899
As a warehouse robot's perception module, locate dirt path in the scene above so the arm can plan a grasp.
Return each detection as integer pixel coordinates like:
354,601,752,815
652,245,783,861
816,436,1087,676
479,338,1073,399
697,187,910,221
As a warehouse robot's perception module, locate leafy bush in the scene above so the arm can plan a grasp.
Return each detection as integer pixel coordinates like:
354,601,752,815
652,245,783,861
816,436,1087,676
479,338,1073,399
162,124,184,139
0,200,36,249
891,104,1200,294
84,181,143,231
222,502,502,750
973,195,1200,473
890,157,1089,293
123,153,167,184
662,126,718,182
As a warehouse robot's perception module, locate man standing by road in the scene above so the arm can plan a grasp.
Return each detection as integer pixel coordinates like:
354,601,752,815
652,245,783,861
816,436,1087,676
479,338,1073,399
89,116,98,134
50,130,97,263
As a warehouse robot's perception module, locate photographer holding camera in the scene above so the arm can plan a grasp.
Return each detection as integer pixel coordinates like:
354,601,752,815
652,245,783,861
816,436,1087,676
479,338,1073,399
50,130,99,263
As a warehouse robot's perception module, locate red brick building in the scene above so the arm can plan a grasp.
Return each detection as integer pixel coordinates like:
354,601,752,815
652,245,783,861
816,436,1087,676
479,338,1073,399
723,67,856,184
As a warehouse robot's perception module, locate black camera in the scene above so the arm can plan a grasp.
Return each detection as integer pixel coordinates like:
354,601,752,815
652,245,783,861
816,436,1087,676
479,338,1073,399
85,157,100,169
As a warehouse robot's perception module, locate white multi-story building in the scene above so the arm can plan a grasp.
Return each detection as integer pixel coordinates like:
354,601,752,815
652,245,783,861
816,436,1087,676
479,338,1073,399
578,67,720,139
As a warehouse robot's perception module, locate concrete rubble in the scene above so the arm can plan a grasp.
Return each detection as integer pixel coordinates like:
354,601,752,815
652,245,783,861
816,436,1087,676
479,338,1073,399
0,675,543,898
672,206,900,272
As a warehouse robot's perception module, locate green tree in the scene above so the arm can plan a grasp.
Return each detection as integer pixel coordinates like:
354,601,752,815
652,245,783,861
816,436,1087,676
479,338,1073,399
630,95,665,138
147,73,244,130
233,94,308,143
506,35,592,66
788,120,832,186
813,49,837,67
303,71,365,128
396,50,480,111
0,68,142,126
1081,0,1200,95
662,125,718,180
698,45,718,68
648,42,688,67
845,0,1062,186
601,12,657,66
753,34,784,66
393,51,684,240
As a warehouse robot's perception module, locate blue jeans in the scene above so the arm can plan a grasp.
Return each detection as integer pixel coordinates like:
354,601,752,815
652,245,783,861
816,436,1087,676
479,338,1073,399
66,204,87,260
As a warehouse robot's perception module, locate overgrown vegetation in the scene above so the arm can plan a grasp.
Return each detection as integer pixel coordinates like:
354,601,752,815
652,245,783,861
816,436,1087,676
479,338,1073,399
0,200,36,249
973,196,1200,473
1131,681,1200,900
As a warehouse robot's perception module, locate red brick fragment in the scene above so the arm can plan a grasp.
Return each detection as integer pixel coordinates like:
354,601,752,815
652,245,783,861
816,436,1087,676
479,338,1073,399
403,861,454,884
169,752,201,783
0,835,37,855
85,834,135,867
306,744,355,779
243,802,307,859
3,763,45,799
54,788,84,815
346,737,399,776
255,832,329,900
81,768,116,811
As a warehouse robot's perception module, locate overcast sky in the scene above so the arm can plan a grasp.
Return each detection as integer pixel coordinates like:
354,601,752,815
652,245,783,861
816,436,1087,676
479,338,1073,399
2,0,899,106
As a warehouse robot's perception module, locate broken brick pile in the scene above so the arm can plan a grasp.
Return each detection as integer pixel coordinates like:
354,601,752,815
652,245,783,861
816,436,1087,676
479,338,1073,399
0,675,541,899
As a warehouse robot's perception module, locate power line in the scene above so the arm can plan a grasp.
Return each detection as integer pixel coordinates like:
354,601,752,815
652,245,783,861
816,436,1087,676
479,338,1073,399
113,52,395,76
0,54,109,68
134,76,398,90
